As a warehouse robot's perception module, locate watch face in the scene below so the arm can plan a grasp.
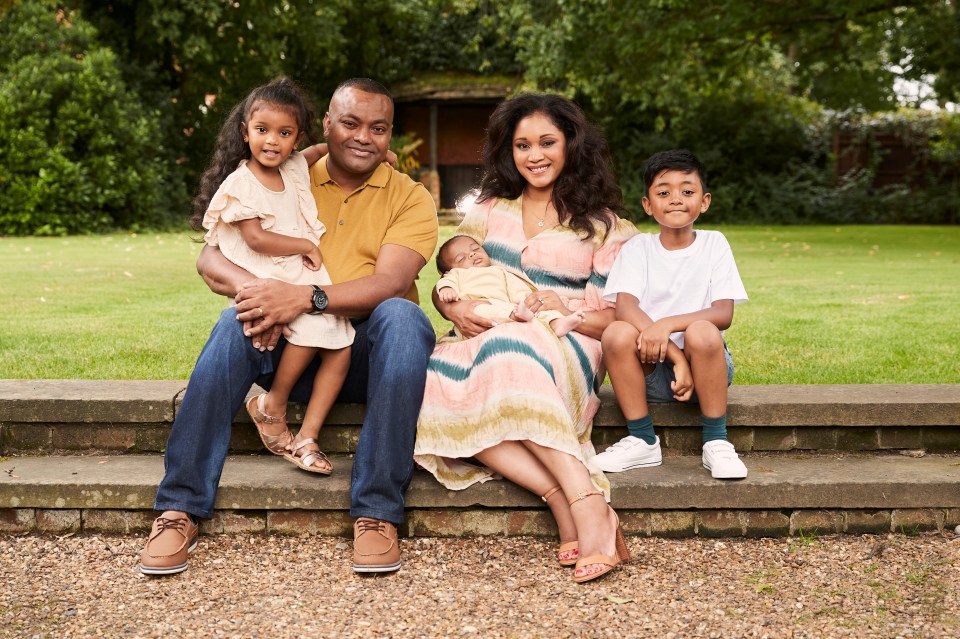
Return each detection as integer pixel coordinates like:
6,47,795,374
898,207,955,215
312,287,328,312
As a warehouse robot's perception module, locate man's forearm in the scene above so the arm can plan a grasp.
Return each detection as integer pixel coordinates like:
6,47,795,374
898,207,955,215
197,244,253,297
323,273,412,318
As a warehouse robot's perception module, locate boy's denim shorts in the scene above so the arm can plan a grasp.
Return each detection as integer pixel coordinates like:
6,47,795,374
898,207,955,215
645,344,735,403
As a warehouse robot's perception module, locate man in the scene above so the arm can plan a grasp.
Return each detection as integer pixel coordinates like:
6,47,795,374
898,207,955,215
140,78,438,575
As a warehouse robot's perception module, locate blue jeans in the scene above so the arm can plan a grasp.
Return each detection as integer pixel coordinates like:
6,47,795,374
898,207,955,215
154,298,434,525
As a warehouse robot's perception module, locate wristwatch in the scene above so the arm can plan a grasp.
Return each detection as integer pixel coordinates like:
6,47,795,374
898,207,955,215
310,285,328,314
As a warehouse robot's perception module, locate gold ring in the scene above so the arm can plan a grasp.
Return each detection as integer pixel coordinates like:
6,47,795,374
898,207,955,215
538,298,544,303
258,307,264,317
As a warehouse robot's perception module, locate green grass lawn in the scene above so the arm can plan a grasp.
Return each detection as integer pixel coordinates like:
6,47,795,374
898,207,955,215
2,225,958,383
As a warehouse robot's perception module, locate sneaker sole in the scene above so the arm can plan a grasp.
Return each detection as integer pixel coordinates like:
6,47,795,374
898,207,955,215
702,462,748,480
596,459,662,473
139,536,198,576
352,562,401,573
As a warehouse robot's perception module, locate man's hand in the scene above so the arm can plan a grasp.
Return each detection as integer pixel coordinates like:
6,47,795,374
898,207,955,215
240,318,290,352
235,278,310,348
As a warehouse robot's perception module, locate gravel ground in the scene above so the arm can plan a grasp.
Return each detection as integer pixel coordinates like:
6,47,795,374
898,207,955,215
2,531,958,639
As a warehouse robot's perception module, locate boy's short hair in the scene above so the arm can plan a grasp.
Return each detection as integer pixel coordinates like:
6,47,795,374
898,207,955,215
642,149,707,192
435,235,470,274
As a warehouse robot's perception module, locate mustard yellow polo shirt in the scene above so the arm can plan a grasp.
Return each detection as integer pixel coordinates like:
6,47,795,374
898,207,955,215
310,157,438,304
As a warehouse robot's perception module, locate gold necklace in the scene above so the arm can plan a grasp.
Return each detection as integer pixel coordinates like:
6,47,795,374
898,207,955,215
526,197,551,228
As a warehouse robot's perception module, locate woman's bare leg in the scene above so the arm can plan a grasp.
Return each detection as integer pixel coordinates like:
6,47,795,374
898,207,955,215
475,441,577,545
520,441,619,572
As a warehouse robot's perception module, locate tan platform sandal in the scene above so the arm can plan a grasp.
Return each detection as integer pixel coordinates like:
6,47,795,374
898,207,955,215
284,436,333,475
542,486,579,566
568,490,630,584
246,393,294,456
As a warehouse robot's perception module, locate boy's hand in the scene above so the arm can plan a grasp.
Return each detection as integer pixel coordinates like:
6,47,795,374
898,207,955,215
638,320,672,363
670,357,694,402
302,244,323,271
437,286,459,303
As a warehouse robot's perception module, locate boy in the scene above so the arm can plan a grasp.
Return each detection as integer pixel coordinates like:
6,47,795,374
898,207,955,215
435,235,585,339
595,149,749,479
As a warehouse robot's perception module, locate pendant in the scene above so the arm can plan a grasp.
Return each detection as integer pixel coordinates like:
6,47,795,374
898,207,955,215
538,220,544,227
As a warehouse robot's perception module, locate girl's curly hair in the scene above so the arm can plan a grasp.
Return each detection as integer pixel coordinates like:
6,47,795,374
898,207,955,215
475,93,627,240
189,77,318,231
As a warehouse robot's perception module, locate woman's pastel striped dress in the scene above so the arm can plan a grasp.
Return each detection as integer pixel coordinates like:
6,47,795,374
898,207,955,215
414,196,638,495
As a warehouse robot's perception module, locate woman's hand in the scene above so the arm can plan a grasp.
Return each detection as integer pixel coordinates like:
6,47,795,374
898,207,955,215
446,299,496,339
524,290,568,315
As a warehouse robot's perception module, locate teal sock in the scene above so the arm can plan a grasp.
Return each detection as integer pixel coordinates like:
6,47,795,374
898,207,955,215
626,415,656,445
702,414,727,444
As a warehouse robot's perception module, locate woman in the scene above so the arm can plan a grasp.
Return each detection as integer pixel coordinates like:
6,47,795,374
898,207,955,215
415,94,638,583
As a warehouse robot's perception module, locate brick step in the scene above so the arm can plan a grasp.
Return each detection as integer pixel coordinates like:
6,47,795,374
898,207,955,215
2,452,959,537
2,380,959,456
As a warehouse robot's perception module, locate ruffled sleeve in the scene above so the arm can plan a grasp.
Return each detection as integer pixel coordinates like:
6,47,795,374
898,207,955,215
580,212,639,312
201,162,277,246
280,151,325,243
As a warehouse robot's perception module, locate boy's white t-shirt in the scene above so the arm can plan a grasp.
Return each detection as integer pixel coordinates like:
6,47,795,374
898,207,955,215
603,230,748,349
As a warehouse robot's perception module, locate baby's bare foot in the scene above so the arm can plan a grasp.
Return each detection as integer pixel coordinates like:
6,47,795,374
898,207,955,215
550,309,586,337
513,297,535,322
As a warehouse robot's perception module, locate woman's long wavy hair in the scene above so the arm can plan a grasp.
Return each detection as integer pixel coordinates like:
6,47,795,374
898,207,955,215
475,93,626,240
189,77,319,231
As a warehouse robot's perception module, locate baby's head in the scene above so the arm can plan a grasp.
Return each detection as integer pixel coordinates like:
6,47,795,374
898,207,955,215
436,235,491,273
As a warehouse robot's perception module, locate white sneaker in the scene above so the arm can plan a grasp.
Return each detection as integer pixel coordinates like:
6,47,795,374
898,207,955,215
702,440,748,479
593,435,662,472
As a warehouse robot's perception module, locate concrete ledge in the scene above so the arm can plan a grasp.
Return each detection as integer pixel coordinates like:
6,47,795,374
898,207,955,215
0,380,186,423
2,381,959,455
2,380,958,427
3,453,958,511
594,384,960,427
2,453,959,535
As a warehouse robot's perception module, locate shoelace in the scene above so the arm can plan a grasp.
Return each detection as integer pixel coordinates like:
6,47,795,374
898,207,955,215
155,517,189,534
357,518,386,534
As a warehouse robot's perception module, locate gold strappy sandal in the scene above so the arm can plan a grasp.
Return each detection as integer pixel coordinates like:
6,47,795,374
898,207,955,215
246,393,294,455
568,490,630,583
542,486,579,566
284,436,333,475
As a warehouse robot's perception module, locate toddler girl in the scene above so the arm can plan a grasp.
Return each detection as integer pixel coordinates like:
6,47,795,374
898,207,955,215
190,77,353,475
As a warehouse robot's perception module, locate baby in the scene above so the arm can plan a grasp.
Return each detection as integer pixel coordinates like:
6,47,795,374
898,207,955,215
435,235,585,339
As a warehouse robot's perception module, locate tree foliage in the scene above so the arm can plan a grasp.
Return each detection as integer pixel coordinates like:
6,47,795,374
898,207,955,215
0,0,182,235
1,0,957,233
480,0,958,222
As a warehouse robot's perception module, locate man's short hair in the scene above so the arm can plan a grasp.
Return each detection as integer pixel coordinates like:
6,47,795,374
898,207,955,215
333,78,393,103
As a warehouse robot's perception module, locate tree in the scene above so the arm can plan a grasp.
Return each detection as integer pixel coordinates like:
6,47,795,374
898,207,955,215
0,0,181,234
